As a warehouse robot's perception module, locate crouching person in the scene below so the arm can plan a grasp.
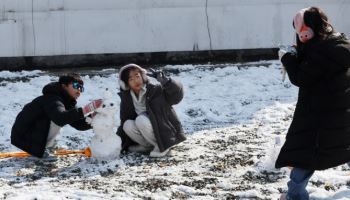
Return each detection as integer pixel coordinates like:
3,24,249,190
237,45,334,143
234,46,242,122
116,64,186,157
11,74,102,158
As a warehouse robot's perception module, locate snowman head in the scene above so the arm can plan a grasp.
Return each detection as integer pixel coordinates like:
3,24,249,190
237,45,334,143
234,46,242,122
95,89,117,115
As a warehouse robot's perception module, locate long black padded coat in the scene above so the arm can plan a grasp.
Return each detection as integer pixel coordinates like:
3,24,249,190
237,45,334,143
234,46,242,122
275,33,350,170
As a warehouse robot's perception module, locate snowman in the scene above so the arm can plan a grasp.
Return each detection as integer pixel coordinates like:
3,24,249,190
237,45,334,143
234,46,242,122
86,89,121,161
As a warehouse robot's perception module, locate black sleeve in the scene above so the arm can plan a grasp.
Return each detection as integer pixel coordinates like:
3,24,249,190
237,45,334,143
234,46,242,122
43,96,85,127
162,78,184,105
282,53,326,88
69,117,92,131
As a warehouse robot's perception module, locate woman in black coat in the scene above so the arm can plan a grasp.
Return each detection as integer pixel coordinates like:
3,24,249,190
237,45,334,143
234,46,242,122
276,7,350,200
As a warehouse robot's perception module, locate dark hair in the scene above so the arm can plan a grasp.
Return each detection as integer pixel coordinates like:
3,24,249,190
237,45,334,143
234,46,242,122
120,66,141,85
295,7,335,49
302,7,334,39
59,73,83,85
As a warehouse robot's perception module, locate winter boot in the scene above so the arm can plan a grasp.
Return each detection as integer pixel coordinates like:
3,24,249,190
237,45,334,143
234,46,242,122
149,146,171,157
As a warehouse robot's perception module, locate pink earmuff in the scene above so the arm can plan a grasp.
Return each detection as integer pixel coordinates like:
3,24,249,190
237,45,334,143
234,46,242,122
293,8,314,43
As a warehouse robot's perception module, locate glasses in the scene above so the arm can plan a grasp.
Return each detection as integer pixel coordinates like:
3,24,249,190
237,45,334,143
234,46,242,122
72,81,84,92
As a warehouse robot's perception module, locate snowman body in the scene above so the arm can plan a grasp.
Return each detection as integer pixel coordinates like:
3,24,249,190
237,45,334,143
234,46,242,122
87,92,121,161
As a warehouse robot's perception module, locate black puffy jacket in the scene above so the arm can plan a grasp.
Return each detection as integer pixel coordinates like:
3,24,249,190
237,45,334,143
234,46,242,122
276,33,350,170
11,82,91,158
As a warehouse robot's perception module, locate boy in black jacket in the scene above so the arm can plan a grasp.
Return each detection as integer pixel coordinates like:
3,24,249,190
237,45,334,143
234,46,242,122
11,74,102,158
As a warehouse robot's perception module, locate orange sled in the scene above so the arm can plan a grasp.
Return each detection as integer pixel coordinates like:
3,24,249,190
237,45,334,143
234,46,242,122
54,147,92,157
0,147,92,159
0,151,31,158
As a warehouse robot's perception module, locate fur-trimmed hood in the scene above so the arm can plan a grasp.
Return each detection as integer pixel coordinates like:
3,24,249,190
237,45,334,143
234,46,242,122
118,64,149,91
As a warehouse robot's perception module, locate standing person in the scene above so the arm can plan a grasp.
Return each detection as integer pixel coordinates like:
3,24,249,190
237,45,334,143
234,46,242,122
11,74,102,158
276,7,350,200
116,64,186,157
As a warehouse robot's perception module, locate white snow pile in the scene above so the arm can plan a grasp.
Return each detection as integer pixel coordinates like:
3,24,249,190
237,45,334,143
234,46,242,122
0,61,349,199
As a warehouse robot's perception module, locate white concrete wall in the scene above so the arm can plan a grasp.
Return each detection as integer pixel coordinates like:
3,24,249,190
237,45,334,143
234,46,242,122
0,0,349,57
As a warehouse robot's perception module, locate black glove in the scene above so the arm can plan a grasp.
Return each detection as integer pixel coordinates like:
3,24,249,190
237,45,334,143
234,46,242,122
281,52,298,67
147,68,170,85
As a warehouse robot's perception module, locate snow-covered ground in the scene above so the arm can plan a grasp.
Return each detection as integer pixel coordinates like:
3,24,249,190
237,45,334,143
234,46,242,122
0,61,350,199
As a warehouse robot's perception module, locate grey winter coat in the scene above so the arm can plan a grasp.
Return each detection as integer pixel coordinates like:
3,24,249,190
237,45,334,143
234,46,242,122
116,65,186,152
